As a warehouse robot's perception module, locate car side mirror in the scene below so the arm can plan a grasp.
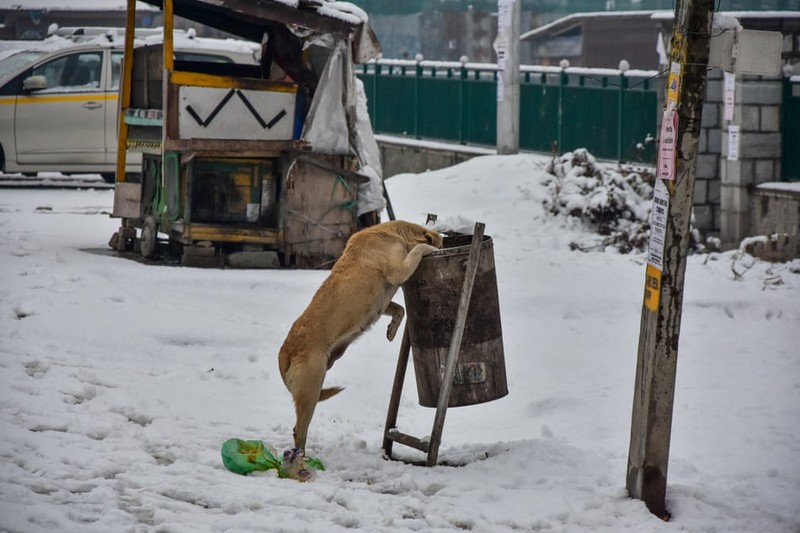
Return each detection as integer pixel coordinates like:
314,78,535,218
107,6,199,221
23,75,48,91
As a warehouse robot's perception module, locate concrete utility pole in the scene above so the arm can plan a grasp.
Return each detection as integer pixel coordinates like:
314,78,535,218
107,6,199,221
495,0,520,154
626,0,714,519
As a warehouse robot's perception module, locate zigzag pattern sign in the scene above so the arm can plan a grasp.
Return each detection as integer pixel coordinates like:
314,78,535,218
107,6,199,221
178,86,296,141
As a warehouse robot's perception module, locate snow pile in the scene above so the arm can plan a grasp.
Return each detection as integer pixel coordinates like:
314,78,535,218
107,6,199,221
542,149,654,253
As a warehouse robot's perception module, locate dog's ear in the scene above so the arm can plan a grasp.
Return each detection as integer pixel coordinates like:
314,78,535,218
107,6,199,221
418,229,436,245
423,229,443,248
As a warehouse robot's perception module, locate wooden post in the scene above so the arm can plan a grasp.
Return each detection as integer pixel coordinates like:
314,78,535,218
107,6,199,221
496,0,520,154
626,0,714,519
114,0,138,184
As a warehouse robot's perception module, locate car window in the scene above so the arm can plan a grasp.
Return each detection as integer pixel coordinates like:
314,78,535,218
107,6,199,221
0,51,45,80
32,51,103,92
111,51,122,90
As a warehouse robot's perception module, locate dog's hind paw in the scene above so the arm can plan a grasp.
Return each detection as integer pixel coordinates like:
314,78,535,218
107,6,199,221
385,302,404,341
387,319,402,341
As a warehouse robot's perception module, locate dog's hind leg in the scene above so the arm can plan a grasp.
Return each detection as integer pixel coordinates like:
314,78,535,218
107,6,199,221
384,301,404,341
284,354,328,452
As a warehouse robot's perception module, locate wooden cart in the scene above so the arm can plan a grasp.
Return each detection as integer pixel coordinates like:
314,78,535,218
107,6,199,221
110,0,382,268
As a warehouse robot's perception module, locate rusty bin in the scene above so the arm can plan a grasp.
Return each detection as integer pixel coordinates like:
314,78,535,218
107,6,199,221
402,233,508,408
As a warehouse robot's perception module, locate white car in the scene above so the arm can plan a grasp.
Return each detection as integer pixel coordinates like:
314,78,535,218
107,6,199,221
0,30,259,182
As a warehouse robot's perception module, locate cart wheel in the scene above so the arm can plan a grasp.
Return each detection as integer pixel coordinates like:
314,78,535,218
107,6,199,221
140,216,158,258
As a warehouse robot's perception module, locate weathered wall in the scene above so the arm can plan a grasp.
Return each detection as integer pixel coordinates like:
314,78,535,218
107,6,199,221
747,184,800,261
378,137,493,178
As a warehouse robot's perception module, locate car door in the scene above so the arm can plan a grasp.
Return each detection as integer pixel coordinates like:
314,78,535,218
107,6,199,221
14,49,107,165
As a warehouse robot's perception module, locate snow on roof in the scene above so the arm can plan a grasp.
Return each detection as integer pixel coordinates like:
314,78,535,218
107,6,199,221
521,10,667,41
757,181,800,193
650,10,800,20
317,1,369,26
523,9,800,40
2,0,157,10
2,0,368,25
713,12,743,32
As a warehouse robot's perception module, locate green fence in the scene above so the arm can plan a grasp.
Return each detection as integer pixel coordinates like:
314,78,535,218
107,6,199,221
783,78,800,182
358,60,659,163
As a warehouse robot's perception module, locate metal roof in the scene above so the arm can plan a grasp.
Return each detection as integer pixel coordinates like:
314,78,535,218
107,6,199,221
138,0,362,42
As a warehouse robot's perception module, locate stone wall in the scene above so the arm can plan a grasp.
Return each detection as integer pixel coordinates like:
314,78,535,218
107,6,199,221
719,73,785,248
693,69,723,236
652,62,790,249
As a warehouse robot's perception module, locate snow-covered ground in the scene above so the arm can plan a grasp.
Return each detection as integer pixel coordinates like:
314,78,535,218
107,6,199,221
1,154,798,532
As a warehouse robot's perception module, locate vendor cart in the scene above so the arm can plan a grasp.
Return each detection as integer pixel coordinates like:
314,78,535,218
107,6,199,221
109,0,383,268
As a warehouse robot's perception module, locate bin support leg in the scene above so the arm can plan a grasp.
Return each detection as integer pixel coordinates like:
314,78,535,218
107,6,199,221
383,327,412,458
426,222,485,466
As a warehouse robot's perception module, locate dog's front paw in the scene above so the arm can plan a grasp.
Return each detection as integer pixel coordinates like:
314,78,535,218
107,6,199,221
420,244,440,255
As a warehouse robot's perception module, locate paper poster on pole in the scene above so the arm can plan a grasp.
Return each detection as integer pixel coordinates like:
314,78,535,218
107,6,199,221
644,264,662,312
494,30,507,71
657,108,678,181
496,0,513,72
667,61,682,106
644,179,669,312
498,0,512,29
647,179,669,271
496,71,504,102
728,125,740,161
723,71,735,121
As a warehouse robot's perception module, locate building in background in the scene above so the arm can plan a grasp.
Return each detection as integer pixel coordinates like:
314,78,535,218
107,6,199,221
522,9,800,70
4,0,798,63
350,0,799,62
0,0,160,40
0,0,241,41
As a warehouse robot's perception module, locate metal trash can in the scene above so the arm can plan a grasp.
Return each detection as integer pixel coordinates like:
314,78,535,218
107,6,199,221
402,233,508,408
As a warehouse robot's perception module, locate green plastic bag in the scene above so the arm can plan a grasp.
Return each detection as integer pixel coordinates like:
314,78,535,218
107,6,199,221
221,438,324,482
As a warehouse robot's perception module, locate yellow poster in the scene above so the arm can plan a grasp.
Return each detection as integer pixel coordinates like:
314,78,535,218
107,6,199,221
667,61,682,106
644,264,662,312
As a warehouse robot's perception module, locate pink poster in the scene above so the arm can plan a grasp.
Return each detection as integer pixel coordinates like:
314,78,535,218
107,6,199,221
657,108,678,181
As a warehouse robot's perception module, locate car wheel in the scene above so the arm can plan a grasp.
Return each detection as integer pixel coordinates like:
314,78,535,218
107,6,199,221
140,216,158,259
101,172,116,183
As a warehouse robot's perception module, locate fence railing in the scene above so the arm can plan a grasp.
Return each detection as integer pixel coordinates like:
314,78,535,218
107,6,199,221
358,59,661,163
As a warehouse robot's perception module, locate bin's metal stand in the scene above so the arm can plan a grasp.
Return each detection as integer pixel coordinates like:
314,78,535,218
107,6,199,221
383,222,485,466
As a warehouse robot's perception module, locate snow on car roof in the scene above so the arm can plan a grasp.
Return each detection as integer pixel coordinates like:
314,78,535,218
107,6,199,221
0,29,260,82
2,27,260,56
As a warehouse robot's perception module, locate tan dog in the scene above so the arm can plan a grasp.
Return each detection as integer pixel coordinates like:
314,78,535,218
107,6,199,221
278,220,443,451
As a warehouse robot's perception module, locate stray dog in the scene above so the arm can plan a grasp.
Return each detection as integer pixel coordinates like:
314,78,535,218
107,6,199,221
278,220,443,451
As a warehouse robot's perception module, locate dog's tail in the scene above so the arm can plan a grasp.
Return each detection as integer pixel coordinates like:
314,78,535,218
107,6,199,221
319,386,344,401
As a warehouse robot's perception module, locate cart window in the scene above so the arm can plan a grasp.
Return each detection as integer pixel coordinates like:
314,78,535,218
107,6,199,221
174,51,233,64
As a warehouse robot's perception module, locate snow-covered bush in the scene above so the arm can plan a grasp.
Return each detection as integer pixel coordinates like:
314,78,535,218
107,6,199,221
542,149,654,253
